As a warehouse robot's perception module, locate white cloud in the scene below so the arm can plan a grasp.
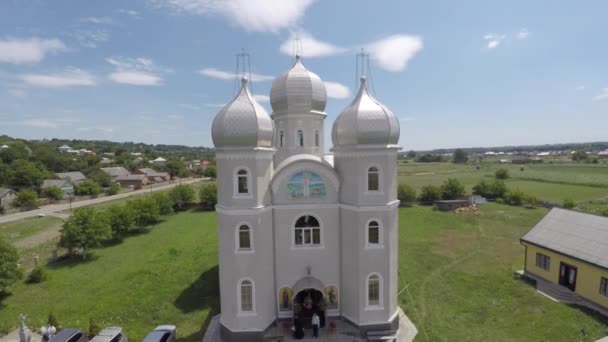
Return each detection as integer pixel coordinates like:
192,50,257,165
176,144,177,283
108,71,162,86
366,34,423,72
178,103,199,110
517,29,530,40
0,37,66,64
593,88,608,101
324,81,350,99
199,68,274,82
72,29,109,48
118,9,140,17
80,17,113,24
18,68,97,88
151,0,315,32
21,119,58,128
106,57,167,86
484,33,506,49
78,127,114,134
253,94,270,103
280,31,346,58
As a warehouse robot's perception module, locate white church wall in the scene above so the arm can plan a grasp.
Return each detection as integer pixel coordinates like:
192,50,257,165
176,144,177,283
216,151,274,209
273,114,325,165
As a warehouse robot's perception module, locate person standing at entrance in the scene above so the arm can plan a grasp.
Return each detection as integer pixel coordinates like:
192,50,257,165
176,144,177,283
312,312,320,338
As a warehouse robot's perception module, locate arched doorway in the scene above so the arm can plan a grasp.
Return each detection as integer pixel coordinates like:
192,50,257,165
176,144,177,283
293,288,326,329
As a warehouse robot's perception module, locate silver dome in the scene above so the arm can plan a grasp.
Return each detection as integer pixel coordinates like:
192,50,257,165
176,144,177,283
270,55,327,115
332,76,400,147
212,77,274,148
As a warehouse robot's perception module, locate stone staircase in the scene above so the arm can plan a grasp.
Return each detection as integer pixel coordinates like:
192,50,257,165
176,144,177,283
536,279,582,303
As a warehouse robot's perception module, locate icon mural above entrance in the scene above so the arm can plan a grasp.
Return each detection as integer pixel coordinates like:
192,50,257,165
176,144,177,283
288,171,326,199
325,286,338,310
278,287,293,312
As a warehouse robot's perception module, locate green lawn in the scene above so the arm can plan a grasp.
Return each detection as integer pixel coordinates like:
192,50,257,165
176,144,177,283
2,205,607,341
399,204,608,341
0,216,63,244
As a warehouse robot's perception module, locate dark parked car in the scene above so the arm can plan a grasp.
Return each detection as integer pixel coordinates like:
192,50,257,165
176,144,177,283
90,327,127,342
48,329,88,342
143,325,176,342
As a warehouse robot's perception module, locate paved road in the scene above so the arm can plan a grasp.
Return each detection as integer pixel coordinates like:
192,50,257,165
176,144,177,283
0,178,207,225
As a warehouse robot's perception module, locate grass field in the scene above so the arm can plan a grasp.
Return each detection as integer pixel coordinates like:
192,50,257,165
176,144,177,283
2,205,607,341
0,216,63,245
398,161,608,205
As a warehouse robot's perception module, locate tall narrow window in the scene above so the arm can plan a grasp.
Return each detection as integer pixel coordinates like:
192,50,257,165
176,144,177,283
368,274,381,307
297,130,304,147
280,131,285,147
294,215,321,246
368,167,379,191
315,130,319,147
240,280,254,312
237,169,248,194
600,277,608,296
368,221,380,245
535,252,550,271
238,225,251,250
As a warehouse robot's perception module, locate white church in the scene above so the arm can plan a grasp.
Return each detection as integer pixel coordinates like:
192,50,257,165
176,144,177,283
211,55,402,341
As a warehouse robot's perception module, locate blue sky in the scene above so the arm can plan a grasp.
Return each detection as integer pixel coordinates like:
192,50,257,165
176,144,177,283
0,0,607,150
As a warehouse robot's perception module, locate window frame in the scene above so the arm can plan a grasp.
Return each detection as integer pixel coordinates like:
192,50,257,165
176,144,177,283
233,167,252,198
535,252,550,271
366,165,381,192
314,130,319,147
366,273,383,309
280,130,285,147
235,223,253,253
293,214,323,249
600,277,608,297
296,129,304,147
365,219,383,249
238,278,256,315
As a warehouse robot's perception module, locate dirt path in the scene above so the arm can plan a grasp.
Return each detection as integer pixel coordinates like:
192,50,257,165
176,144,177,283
13,222,63,250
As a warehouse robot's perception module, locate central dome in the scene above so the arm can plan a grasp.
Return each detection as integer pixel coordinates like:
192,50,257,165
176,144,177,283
270,55,327,115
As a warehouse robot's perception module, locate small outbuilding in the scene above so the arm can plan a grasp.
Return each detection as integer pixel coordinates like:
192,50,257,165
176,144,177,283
115,174,148,190
55,171,87,185
101,167,131,180
435,199,470,211
0,188,17,209
42,179,74,194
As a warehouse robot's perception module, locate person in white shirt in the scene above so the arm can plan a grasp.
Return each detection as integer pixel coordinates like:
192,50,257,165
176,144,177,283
311,312,320,338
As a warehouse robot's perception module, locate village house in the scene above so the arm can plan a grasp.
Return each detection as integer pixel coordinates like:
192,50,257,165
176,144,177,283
134,168,171,184
55,171,87,185
521,208,608,316
58,144,71,153
0,188,17,210
101,167,131,180
115,174,148,189
151,157,167,165
41,179,74,195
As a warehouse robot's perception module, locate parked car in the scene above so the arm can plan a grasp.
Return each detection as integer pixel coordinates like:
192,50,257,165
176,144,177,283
142,325,176,342
89,327,127,342
48,329,88,342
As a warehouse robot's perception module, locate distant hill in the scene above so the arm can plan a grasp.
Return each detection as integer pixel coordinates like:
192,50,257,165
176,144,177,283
405,142,608,155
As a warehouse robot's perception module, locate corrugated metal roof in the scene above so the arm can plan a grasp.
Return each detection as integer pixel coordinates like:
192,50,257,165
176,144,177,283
521,208,608,269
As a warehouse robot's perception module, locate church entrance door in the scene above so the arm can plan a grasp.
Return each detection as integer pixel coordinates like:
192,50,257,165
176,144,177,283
293,288,326,330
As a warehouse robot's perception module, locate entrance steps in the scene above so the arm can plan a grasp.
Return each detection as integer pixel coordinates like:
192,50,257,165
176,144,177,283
536,279,582,303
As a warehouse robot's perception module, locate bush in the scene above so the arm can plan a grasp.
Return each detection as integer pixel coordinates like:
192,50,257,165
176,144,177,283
199,182,217,210
0,236,22,292
169,184,195,210
75,179,102,196
43,185,64,200
13,189,39,208
151,192,175,215
504,189,537,206
202,165,216,178
562,198,576,209
26,266,48,284
89,318,101,337
106,205,135,239
128,197,161,226
397,184,416,203
452,149,468,164
106,182,120,196
418,185,441,204
48,312,60,328
440,178,465,200
474,179,508,199
59,207,111,259
601,207,608,217
495,168,509,179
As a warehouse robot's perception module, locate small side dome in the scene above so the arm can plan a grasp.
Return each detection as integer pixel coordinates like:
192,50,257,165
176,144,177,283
332,76,400,147
270,55,327,115
212,77,274,148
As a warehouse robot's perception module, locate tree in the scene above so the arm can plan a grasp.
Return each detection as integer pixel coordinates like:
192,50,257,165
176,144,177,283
202,165,216,178
106,182,120,196
406,150,417,159
59,207,111,259
165,159,189,178
199,182,217,210
452,149,468,164
13,189,39,208
169,184,195,210
26,265,48,284
128,197,161,226
44,185,64,200
0,236,22,293
89,170,113,188
416,154,443,163
440,178,465,200
106,205,135,239
151,192,174,215
495,168,510,179
491,180,507,199
8,159,47,188
74,179,102,196
473,179,507,199
572,150,588,162
397,184,416,203
418,185,441,204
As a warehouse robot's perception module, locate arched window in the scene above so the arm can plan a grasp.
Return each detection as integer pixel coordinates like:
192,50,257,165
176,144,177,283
236,169,249,194
238,225,251,250
294,215,321,246
280,130,285,147
240,279,254,312
367,166,379,191
368,221,380,245
315,130,319,147
367,274,381,307
297,129,304,147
